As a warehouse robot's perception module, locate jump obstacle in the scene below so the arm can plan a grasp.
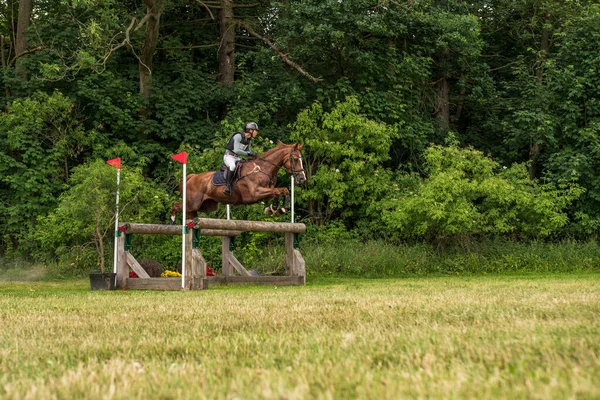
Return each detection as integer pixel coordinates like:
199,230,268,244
115,218,306,290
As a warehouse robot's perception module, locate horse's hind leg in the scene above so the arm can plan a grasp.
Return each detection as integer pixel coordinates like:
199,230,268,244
170,202,182,225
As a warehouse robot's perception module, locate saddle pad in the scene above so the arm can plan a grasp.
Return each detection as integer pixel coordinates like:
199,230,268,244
212,161,246,186
211,170,226,186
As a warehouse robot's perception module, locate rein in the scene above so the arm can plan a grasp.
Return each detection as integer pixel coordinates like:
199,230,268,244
255,148,305,175
236,146,305,186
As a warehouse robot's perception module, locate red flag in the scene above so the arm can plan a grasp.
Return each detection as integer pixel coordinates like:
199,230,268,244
106,157,121,169
171,152,187,164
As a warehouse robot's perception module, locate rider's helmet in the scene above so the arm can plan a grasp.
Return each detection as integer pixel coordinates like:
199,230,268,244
244,122,259,132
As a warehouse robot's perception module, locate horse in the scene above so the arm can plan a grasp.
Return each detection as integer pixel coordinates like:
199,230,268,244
170,141,307,223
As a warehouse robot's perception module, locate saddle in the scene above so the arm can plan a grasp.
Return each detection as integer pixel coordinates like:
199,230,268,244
211,161,245,186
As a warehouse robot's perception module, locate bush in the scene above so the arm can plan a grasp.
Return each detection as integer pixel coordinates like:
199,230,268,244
376,145,584,243
140,259,163,277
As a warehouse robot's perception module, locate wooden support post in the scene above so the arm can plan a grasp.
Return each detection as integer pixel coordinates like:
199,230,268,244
126,253,151,279
285,232,306,284
192,248,208,290
219,236,249,276
229,254,250,276
184,221,194,289
116,233,127,288
221,236,233,277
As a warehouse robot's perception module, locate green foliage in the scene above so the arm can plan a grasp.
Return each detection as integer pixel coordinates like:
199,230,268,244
35,159,170,272
303,237,600,277
1,0,600,260
0,91,93,250
291,97,397,225
378,146,584,242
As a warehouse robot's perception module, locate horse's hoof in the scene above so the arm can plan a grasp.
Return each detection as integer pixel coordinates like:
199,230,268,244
264,206,272,216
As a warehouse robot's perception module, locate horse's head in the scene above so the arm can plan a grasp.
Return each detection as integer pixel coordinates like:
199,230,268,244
284,143,307,183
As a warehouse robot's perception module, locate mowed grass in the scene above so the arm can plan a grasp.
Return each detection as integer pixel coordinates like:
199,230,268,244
0,275,599,399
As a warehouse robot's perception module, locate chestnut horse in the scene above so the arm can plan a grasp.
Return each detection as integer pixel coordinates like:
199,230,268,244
170,141,307,222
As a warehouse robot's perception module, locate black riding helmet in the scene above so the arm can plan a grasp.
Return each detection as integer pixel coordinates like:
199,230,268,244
244,122,259,132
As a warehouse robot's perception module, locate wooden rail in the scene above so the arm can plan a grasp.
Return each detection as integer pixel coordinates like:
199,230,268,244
124,223,241,237
192,218,306,233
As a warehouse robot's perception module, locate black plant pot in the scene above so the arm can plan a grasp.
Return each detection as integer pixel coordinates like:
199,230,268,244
89,273,117,291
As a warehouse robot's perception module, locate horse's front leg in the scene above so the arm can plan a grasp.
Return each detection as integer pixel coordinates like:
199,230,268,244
268,189,290,216
257,187,289,216
264,195,280,216
274,191,291,217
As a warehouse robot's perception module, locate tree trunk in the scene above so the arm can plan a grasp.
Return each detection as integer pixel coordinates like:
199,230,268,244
218,0,235,117
434,49,450,132
140,0,162,103
15,0,33,80
435,76,450,132
1,34,11,97
218,0,235,88
529,26,549,180
436,77,450,132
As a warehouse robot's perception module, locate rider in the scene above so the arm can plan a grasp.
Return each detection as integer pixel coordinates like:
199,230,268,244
223,122,259,195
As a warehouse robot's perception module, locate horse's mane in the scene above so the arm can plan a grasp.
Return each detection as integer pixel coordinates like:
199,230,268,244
259,141,292,158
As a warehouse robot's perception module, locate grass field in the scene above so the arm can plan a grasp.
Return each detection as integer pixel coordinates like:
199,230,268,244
1,274,599,399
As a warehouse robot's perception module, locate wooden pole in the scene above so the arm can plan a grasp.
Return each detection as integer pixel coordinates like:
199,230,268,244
112,168,121,274
182,162,187,289
221,236,233,277
193,218,306,233
124,223,240,236
116,233,127,287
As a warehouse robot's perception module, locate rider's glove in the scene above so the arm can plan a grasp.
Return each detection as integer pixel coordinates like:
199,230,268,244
247,151,257,157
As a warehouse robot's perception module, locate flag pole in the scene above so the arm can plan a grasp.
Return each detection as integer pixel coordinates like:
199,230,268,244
291,176,295,223
113,167,121,274
106,158,122,276
181,161,187,289
171,152,188,289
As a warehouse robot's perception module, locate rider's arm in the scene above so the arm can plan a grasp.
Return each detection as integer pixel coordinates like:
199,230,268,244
232,134,251,156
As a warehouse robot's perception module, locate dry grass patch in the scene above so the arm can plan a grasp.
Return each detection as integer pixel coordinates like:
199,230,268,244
0,275,599,399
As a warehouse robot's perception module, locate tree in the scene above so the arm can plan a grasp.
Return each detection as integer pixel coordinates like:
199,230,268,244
15,0,33,80
140,0,163,102
291,97,397,226
0,91,93,250
36,159,170,271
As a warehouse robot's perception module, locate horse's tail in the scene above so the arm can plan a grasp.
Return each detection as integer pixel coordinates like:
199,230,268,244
169,177,187,224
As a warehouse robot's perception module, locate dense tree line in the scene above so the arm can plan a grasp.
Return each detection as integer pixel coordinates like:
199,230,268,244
1,0,599,264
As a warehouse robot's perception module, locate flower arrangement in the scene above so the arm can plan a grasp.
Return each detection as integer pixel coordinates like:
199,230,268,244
161,270,182,278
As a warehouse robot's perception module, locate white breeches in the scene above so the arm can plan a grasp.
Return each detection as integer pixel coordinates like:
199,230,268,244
224,154,240,171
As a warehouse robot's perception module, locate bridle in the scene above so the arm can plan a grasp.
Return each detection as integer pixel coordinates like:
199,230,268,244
286,147,306,177
256,147,305,178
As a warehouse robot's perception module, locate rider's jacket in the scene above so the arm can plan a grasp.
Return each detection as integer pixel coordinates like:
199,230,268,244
225,132,252,156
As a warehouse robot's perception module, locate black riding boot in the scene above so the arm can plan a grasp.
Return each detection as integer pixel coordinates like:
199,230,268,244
224,169,232,195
